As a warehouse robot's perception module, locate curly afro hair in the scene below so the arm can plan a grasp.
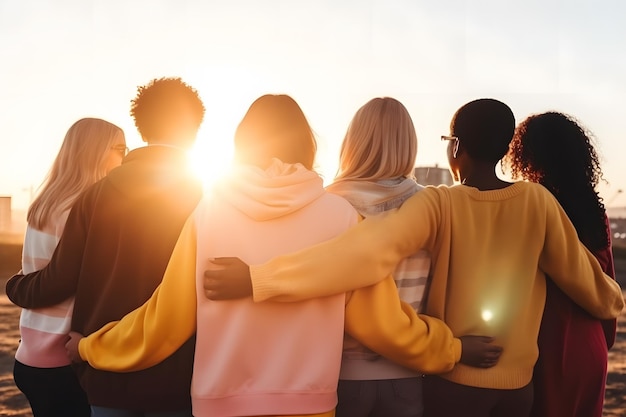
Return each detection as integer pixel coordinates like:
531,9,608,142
505,111,609,251
130,77,205,142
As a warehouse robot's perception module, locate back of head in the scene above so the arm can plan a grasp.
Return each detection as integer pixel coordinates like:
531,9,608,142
507,112,599,188
130,77,205,148
28,118,125,229
336,97,417,181
234,94,317,170
506,111,608,250
451,98,515,163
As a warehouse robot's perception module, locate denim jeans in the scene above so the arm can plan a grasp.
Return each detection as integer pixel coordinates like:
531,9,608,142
90,407,192,417
423,375,533,417
336,377,424,417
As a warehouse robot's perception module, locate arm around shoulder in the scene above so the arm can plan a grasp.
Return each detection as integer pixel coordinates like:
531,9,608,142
251,191,440,302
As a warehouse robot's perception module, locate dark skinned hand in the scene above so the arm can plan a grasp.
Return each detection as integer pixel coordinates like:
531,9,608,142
203,257,253,300
459,335,503,368
65,331,86,363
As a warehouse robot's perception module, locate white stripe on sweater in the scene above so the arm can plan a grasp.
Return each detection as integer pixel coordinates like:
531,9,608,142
21,227,60,269
16,217,74,368
19,305,73,334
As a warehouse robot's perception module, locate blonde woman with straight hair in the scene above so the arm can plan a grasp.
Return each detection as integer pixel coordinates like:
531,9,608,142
326,97,430,417
13,117,126,417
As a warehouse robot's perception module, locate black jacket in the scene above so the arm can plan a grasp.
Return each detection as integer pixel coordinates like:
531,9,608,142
7,145,202,411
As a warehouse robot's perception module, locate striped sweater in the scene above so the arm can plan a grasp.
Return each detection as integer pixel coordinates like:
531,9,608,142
16,210,74,368
326,178,431,380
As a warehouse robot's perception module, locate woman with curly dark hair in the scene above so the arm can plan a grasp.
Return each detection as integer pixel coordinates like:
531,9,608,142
506,111,616,417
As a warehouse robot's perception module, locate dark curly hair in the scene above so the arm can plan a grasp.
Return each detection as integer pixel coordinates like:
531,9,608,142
130,77,205,143
505,111,609,251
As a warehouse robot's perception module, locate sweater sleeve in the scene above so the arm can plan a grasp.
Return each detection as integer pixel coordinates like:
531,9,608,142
250,189,441,302
539,198,624,320
345,275,461,374
78,217,198,372
5,198,88,308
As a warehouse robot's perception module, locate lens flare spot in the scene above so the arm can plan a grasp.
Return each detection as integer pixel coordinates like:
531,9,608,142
481,309,493,322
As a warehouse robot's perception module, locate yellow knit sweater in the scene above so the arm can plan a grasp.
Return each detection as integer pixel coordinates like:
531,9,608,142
249,182,624,389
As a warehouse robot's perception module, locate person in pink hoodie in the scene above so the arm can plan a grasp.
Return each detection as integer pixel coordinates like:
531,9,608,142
66,94,501,417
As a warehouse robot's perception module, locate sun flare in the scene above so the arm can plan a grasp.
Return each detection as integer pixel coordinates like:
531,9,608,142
188,126,236,190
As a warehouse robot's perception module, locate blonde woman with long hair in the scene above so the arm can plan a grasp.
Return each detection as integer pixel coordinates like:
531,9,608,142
13,118,126,417
326,97,430,417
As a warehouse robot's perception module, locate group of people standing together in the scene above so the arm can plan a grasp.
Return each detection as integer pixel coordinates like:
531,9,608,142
5,76,623,417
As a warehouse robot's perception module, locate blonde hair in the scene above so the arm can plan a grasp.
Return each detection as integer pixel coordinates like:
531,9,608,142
27,118,125,230
334,97,417,182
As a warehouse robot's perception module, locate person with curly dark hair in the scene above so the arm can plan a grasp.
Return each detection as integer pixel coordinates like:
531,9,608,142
505,111,616,417
131,77,205,149
6,77,205,417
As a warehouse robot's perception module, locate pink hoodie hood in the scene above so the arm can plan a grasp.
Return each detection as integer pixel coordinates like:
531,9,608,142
213,158,325,221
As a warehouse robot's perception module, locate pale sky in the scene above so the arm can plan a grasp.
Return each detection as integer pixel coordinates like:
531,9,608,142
1,0,625,210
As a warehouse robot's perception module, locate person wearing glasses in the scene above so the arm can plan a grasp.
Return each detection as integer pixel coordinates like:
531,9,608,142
199,98,623,417
12,118,126,417
111,143,129,158
7,77,205,417
506,111,617,417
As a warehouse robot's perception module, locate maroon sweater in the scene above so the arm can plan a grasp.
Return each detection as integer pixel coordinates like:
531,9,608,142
7,146,202,411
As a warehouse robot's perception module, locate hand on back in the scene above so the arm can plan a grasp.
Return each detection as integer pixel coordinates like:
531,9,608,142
204,257,253,300
459,335,503,368
65,331,86,363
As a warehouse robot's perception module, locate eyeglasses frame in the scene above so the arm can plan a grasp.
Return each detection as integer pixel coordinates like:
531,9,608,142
111,145,129,157
441,135,460,158
441,135,459,142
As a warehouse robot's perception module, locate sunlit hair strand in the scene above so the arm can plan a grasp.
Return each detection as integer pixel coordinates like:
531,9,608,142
130,77,205,145
334,97,417,182
27,118,125,230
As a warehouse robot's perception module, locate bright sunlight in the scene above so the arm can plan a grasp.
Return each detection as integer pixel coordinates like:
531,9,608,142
185,64,285,189
188,124,236,190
